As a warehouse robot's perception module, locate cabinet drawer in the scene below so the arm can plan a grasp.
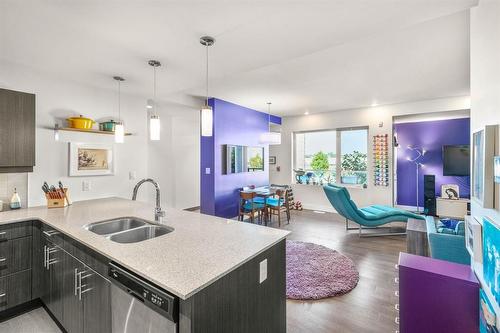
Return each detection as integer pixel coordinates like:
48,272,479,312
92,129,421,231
0,221,32,241
0,236,32,276
40,224,64,247
0,269,32,311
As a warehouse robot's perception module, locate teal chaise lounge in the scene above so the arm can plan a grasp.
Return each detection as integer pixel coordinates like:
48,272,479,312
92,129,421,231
323,184,426,237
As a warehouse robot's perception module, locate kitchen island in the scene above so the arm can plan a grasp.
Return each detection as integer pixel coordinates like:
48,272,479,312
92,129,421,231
0,197,289,333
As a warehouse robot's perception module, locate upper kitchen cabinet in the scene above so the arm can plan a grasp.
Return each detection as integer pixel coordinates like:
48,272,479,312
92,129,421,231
0,88,36,172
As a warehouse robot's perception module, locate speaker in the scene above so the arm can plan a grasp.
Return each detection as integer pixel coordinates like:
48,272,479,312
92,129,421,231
424,175,436,216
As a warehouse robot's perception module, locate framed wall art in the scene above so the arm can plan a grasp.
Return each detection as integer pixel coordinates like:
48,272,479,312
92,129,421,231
69,142,115,176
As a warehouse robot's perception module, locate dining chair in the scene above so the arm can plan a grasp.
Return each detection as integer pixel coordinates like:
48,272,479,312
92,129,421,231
265,189,290,227
238,191,266,224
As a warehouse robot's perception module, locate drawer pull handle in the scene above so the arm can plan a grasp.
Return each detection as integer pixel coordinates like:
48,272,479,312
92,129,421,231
43,230,59,237
394,264,398,269
394,291,399,297
74,268,79,296
395,304,399,311
394,277,399,284
0,293,6,298
43,246,47,269
395,317,400,324
0,258,6,262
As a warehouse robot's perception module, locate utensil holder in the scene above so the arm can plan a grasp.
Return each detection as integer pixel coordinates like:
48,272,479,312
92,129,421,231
46,189,70,208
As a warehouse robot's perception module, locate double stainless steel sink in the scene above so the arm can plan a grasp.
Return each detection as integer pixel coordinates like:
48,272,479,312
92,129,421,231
84,217,173,243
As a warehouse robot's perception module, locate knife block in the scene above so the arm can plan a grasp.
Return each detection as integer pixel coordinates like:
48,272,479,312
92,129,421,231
46,188,70,208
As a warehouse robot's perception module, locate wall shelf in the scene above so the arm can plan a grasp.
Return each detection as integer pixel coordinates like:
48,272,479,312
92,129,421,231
54,127,132,136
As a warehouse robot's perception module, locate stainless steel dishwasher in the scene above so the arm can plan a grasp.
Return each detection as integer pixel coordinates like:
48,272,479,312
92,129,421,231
109,262,178,333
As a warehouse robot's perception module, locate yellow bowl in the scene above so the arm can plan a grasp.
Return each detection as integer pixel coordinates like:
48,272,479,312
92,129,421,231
67,115,95,129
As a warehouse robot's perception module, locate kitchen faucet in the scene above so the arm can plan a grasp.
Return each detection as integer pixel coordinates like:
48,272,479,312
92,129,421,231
132,178,165,221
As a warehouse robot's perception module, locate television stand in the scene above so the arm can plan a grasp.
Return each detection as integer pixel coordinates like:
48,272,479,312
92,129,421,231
436,197,469,219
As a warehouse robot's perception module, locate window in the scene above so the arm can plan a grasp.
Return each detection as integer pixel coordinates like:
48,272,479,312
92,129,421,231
340,129,368,185
293,128,368,185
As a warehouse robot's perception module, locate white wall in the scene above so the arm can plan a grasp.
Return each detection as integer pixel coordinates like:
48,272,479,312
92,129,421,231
470,0,500,224
270,96,471,211
0,61,149,206
148,105,200,210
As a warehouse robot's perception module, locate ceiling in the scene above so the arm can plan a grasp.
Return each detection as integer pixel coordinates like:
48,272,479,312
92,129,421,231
0,0,477,116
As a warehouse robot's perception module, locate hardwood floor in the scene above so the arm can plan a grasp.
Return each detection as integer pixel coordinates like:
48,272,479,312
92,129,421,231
277,209,403,333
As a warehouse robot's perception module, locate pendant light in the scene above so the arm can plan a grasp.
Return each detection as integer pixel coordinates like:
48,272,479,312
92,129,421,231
113,76,125,143
200,36,215,137
148,60,161,141
259,102,281,145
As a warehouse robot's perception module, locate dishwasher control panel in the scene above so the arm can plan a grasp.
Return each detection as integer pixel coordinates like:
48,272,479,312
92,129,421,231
109,262,178,323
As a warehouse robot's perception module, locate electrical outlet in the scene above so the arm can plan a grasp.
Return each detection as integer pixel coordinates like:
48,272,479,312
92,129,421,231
82,180,91,192
205,168,211,175
259,259,267,283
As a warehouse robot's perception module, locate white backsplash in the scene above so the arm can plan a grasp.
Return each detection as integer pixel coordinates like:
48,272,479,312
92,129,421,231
0,173,28,211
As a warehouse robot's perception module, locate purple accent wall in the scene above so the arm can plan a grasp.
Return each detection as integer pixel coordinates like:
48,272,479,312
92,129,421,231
201,98,280,218
394,118,470,207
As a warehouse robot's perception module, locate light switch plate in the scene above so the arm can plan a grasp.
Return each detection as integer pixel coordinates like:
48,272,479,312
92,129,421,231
205,168,211,175
259,259,268,283
82,180,91,192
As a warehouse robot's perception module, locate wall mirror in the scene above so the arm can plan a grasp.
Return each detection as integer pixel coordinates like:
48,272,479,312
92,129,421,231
222,145,265,174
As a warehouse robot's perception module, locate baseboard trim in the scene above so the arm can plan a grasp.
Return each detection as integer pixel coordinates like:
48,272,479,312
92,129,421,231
183,206,200,212
0,299,42,323
41,302,67,333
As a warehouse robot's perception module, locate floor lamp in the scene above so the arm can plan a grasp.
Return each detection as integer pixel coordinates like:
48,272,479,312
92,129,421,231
406,145,426,213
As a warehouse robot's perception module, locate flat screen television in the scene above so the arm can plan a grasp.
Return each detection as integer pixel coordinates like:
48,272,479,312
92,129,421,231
443,145,470,176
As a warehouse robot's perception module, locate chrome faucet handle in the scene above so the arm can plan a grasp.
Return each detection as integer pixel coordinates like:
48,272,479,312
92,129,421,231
155,208,166,220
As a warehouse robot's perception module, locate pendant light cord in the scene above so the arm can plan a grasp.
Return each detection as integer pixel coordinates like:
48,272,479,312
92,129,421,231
153,65,157,116
118,80,121,122
206,43,209,106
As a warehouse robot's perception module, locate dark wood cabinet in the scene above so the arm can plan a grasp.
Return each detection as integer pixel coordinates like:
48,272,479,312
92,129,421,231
42,237,64,324
62,253,84,333
0,270,32,311
0,236,32,277
82,266,111,333
0,88,36,172
38,226,112,333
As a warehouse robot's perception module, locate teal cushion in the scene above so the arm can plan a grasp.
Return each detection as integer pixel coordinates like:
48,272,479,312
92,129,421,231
437,227,456,234
266,197,284,207
253,197,265,204
243,202,265,211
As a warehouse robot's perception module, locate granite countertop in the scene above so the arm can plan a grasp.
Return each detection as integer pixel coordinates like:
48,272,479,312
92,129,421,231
0,197,290,299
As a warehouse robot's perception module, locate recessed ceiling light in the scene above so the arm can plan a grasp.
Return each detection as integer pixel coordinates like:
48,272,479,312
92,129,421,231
304,111,310,115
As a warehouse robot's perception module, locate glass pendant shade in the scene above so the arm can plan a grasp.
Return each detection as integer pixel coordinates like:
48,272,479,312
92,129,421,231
150,115,160,141
201,106,213,137
114,122,125,143
259,131,281,145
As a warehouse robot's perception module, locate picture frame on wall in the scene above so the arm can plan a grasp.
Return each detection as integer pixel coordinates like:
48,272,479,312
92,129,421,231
269,156,277,165
472,125,497,209
494,156,500,183
465,216,483,265
483,217,500,306
69,142,115,176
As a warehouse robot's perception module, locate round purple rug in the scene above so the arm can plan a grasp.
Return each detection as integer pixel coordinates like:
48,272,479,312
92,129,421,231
286,240,359,300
